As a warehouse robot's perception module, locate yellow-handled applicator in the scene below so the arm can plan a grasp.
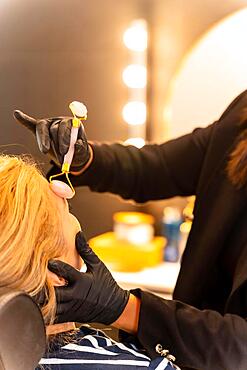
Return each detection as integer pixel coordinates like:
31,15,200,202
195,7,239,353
49,101,87,199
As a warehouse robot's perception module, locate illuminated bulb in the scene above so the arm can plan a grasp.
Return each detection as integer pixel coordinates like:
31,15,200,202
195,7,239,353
123,20,148,52
124,137,145,148
122,65,147,88
122,101,146,125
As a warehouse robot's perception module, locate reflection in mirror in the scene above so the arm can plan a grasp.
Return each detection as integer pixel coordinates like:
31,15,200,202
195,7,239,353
164,7,247,139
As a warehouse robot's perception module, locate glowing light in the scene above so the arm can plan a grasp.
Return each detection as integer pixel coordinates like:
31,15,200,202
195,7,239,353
122,101,146,125
123,20,148,52
122,19,148,143
122,64,147,88
124,137,145,148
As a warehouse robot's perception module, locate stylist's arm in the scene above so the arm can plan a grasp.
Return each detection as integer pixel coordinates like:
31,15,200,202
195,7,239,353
48,231,140,333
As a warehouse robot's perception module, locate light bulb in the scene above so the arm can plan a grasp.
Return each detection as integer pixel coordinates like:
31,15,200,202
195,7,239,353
123,20,148,52
122,64,147,88
122,101,146,125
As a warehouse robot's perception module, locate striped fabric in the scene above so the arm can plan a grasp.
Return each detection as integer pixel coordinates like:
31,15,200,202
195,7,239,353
37,326,178,370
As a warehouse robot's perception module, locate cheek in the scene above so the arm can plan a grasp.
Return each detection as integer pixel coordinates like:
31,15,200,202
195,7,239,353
61,213,83,270
69,213,81,233
62,212,81,240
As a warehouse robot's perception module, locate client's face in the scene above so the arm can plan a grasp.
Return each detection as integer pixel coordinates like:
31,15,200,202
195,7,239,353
46,188,83,332
48,189,83,285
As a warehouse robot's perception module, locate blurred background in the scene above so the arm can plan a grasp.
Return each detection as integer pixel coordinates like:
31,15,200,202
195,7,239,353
1,0,247,242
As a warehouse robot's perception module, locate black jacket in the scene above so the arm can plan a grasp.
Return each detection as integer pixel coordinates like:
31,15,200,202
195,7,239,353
64,91,247,369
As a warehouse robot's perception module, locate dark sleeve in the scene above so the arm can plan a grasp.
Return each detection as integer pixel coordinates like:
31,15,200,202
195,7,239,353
48,89,247,203
131,289,247,370
68,123,216,203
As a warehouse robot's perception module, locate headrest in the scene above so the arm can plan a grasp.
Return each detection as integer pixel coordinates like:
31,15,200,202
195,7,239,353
0,288,46,370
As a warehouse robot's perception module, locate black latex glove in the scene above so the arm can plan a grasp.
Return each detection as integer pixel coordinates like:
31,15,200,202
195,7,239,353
48,231,130,325
13,110,91,172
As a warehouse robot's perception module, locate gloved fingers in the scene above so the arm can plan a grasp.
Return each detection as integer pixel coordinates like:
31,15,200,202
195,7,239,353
77,123,86,140
74,140,88,164
13,110,37,134
75,231,101,270
57,118,72,156
75,138,88,153
32,287,47,306
74,140,83,151
56,300,72,315
50,140,63,165
49,120,59,149
36,120,51,154
49,120,63,163
53,285,74,303
77,124,88,149
48,259,81,284
54,301,73,323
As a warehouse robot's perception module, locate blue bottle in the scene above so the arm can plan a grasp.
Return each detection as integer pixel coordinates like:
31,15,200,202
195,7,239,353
162,207,182,262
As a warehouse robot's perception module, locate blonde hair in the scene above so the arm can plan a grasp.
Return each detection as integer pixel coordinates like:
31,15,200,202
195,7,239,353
0,154,66,325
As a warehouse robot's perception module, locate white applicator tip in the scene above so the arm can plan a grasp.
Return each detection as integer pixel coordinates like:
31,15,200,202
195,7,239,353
69,101,87,119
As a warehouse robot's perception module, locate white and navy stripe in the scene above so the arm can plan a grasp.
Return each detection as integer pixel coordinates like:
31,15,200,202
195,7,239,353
37,326,177,369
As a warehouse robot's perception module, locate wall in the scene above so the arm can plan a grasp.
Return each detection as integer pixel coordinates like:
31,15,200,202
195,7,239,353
0,0,150,238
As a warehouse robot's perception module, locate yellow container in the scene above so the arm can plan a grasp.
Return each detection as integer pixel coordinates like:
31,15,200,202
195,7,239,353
113,212,154,225
89,232,165,272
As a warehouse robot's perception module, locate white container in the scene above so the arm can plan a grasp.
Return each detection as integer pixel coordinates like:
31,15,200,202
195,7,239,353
113,212,154,245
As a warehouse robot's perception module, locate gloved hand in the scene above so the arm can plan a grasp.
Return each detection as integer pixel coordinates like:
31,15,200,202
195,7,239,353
48,231,130,325
13,110,91,172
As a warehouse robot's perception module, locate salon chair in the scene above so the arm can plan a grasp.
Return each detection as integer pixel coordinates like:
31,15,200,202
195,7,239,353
0,288,46,370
